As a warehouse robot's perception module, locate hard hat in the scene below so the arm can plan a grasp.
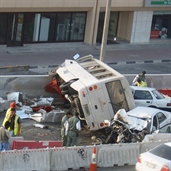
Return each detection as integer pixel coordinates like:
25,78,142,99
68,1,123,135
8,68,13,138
10,102,16,108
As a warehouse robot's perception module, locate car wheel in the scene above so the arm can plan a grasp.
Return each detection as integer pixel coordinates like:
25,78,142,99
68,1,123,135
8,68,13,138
60,82,70,91
61,89,70,95
48,66,59,77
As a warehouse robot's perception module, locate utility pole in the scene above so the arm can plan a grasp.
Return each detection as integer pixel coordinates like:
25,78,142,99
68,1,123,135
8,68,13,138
100,0,112,62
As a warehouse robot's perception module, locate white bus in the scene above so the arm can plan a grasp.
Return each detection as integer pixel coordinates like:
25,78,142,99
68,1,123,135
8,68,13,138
51,54,135,130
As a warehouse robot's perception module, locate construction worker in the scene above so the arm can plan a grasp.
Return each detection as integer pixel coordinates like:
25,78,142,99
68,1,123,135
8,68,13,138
6,108,21,137
134,78,142,87
66,111,81,146
0,121,11,151
2,102,16,127
132,71,147,87
61,110,73,146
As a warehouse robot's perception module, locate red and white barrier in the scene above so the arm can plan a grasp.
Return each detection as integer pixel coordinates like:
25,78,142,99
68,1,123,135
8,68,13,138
12,140,62,150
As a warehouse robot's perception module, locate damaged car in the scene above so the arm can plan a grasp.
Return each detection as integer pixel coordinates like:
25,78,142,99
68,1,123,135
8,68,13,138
103,106,171,144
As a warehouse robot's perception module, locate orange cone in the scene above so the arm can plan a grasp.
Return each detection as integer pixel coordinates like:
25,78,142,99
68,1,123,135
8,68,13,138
89,145,97,171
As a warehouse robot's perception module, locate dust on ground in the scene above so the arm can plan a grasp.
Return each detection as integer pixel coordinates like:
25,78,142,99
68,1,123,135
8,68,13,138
0,111,105,146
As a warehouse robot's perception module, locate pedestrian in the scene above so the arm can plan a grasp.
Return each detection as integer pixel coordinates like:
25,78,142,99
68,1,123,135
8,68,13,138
132,71,147,87
0,121,11,151
2,102,16,127
66,111,81,147
61,110,73,146
6,108,21,137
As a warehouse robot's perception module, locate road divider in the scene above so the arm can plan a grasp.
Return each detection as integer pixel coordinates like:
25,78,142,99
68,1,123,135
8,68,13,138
0,140,170,171
0,74,170,98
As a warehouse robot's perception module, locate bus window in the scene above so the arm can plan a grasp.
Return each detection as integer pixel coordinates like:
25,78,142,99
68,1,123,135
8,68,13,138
106,80,129,113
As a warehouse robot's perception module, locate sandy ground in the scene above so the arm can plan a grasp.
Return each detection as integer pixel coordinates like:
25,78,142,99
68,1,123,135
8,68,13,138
0,110,104,146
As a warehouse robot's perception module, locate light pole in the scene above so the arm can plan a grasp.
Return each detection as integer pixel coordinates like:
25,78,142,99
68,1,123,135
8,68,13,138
100,0,112,62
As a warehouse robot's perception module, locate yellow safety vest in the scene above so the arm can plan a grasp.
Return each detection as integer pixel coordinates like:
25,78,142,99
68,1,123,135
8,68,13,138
13,115,21,135
2,108,11,127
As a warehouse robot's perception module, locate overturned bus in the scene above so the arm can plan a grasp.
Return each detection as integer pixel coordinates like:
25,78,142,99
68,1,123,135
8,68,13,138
48,54,135,130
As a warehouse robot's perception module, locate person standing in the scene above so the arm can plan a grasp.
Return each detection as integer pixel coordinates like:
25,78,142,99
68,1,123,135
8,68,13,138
2,102,16,127
0,121,11,151
7,108,21,137
132,71,147,86
61,110,73,146
134,78,142,87
66,111,81,147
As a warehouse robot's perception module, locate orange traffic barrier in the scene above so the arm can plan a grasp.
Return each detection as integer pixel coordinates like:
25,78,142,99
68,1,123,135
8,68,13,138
89,145,97,171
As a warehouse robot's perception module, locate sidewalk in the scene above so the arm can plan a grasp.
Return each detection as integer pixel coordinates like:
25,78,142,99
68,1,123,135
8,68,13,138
0,39,170,68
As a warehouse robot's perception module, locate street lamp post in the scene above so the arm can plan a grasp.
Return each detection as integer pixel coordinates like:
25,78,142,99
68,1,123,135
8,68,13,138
100,0,112,62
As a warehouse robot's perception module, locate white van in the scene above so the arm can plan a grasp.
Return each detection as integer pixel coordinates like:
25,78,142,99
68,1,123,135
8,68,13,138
51,54,135,130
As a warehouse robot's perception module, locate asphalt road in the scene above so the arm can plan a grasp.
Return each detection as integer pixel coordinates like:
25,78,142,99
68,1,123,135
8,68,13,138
69,165,135,171
26,61,171,76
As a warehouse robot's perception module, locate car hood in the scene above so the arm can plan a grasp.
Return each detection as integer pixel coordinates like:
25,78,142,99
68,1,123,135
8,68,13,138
114,109,148,131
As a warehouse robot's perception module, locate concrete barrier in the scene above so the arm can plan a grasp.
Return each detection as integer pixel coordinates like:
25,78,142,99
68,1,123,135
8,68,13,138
0,141,170,171
0,148,50,171
0,74,170,98
0,75,54,98
97,143,139,167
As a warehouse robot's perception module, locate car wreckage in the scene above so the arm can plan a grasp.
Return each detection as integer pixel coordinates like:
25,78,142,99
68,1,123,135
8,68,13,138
102,106,171,144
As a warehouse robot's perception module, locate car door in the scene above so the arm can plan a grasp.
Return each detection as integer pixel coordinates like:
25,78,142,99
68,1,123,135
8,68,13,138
156,112,168,128
150,115,159,133
133,90,153,107
159,123,171,133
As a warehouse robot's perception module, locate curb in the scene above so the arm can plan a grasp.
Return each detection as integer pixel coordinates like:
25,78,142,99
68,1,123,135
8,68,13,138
28,59,171,69
107,59,171,66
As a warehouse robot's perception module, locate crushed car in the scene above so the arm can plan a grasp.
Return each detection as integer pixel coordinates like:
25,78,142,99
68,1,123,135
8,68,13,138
48,54,135,130
100,106,171,144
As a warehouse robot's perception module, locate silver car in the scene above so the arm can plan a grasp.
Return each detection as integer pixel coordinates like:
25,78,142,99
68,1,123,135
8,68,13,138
127,106,171,133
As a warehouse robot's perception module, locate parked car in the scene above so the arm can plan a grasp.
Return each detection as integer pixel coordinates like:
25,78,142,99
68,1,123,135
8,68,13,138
135,142,171,171
142,123,171,143
127,106,171,134
130,86,171,112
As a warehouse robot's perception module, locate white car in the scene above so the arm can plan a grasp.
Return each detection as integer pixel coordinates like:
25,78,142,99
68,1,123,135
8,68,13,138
135,142,171,171
130,86,171,112
142,123,171,143
127,106,171,133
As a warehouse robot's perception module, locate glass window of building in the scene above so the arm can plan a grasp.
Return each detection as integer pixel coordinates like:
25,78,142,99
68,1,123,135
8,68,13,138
151,11,171,39
56,13,72,41
24,13,40,42
70,13,86,41
39,13,56,42
56,12,86,42
0,13,8,44
97,12,119,44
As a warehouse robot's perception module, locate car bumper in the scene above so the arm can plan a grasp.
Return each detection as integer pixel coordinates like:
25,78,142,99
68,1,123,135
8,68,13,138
135,162,157,171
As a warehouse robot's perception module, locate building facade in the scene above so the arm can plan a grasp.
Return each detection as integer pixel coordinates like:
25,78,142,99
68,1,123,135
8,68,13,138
0,0,170,46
